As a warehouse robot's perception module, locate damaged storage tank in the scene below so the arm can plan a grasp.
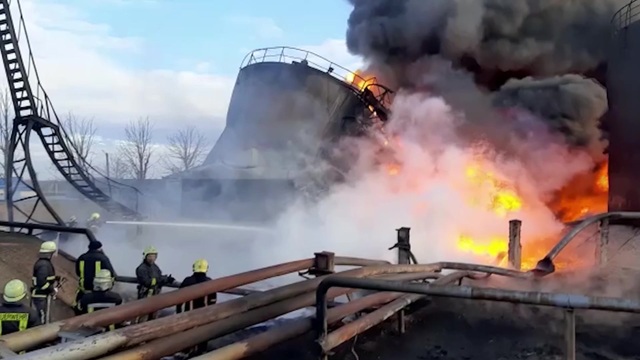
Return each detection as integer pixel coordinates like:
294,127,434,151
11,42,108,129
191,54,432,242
179,47,391,221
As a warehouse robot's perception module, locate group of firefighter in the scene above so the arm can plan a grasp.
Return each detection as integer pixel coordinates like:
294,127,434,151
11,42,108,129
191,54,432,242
0,221,217,355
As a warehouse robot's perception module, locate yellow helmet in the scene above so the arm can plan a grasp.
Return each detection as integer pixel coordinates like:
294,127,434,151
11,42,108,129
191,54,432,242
3,279,27,303
143,246,158,257
40,241,57,253
90,213,100,220
93,269,114,291
193,259,209,273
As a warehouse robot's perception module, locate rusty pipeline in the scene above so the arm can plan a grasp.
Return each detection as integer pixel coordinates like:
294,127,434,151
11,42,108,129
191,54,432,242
315,275,640,358
20,264,457,360
193,292,406,360
0,256,392,352
114,276,259,296
322,271,472,352
101,288,354,360
0,258,315,352
116,272,439,360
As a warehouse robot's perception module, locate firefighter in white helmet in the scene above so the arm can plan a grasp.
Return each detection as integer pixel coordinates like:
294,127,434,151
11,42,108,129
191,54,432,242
135,246,174,322
31,241,60,324
0,279,39,335
76,269,123,331
176,259,217,355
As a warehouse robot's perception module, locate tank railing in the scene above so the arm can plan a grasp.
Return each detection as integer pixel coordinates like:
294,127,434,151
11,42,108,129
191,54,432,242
612,0,640,35
241,46,377,95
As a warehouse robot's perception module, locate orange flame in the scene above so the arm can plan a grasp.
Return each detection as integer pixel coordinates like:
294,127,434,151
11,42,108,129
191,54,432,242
345,70,372,91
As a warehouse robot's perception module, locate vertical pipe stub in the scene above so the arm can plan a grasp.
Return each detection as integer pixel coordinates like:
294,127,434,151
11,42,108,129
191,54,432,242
508,219,522,270
396,227,411,265
310,251,335,276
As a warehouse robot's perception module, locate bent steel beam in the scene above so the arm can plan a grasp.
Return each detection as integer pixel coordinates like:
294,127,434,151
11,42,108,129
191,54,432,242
314,277,640,358
534,211,640,275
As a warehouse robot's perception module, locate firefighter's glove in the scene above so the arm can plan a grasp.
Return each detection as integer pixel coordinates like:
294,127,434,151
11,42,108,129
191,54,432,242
165,275,176,285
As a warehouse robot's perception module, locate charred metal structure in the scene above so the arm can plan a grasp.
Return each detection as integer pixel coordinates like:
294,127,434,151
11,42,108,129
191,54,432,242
0,0,141,230
181,47,393,221
608,0,640,211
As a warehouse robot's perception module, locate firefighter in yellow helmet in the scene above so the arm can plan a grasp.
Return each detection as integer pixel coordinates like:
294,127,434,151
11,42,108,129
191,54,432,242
76,269,124,331
176,259,217,355
135,246,174,322
31,241,60,325
0,279,39,335
86,212,103,233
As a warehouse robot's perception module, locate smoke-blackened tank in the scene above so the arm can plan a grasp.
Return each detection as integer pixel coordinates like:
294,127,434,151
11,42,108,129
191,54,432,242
181,47,389,221
607,1,640,211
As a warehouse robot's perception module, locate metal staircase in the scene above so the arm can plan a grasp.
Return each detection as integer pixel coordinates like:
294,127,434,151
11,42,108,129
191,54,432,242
0,0,142,229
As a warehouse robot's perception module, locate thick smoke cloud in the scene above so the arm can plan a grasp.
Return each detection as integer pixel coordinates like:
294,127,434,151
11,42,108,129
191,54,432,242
347,0,625,78
494,74,609,160
346,0,619,157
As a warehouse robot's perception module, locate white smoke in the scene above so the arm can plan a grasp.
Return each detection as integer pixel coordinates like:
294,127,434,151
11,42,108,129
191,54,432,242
269,83,595,267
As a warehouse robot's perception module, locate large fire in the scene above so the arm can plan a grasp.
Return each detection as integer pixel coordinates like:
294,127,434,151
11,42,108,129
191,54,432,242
382,149,608,270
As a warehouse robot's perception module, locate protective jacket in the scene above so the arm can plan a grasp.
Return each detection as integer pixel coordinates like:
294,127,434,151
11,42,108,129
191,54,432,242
76,250,116,293
31,257,56,298
176,273,217,313
77,291,123,330
135,262,166,298
0,302,39,335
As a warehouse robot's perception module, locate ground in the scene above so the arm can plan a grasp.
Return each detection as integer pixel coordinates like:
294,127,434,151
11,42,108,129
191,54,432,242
0,232,78,321
246,297,640,360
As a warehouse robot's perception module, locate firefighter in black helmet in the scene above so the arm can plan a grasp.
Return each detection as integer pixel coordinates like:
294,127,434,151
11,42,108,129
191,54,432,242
0,279,39,335
73,240,116,315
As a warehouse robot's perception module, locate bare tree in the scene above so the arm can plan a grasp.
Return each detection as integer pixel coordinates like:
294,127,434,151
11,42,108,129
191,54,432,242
0,88,12,174
63,112,97,165
109,151,130,179
163,125,209,174
119,117,154,180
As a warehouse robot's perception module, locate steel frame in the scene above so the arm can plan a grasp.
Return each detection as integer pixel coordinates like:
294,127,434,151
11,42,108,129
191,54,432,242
0,0,142,232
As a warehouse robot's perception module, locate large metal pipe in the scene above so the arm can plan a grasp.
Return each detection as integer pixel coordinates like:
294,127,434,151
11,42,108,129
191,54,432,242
2,256,390,352
114,276,259,296
0,258,315,352
14,264,447,359
114,272,440,360
101,288,354,360
193,292,405,360
314,276,640,356
322,271,471,353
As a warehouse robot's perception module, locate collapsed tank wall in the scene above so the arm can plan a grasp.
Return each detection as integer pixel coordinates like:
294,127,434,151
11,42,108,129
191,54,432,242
607,5,640,211
181,59,366,221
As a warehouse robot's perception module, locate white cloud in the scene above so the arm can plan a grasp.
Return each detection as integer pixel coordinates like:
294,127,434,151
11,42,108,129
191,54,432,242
227,16,284,40
8,0,234,131
298,38,363,72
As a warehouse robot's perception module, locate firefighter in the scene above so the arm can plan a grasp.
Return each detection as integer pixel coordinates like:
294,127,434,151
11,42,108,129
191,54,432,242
86,213,102,233
31,241,60,325
76,269,123,331
0,279,39,336
135,246,174,322
59,216,78,242
73,240,115,315
176,259,217,356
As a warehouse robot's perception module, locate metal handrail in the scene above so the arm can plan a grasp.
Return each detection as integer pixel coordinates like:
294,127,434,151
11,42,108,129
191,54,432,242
241,46,379,95
612,0,640,35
